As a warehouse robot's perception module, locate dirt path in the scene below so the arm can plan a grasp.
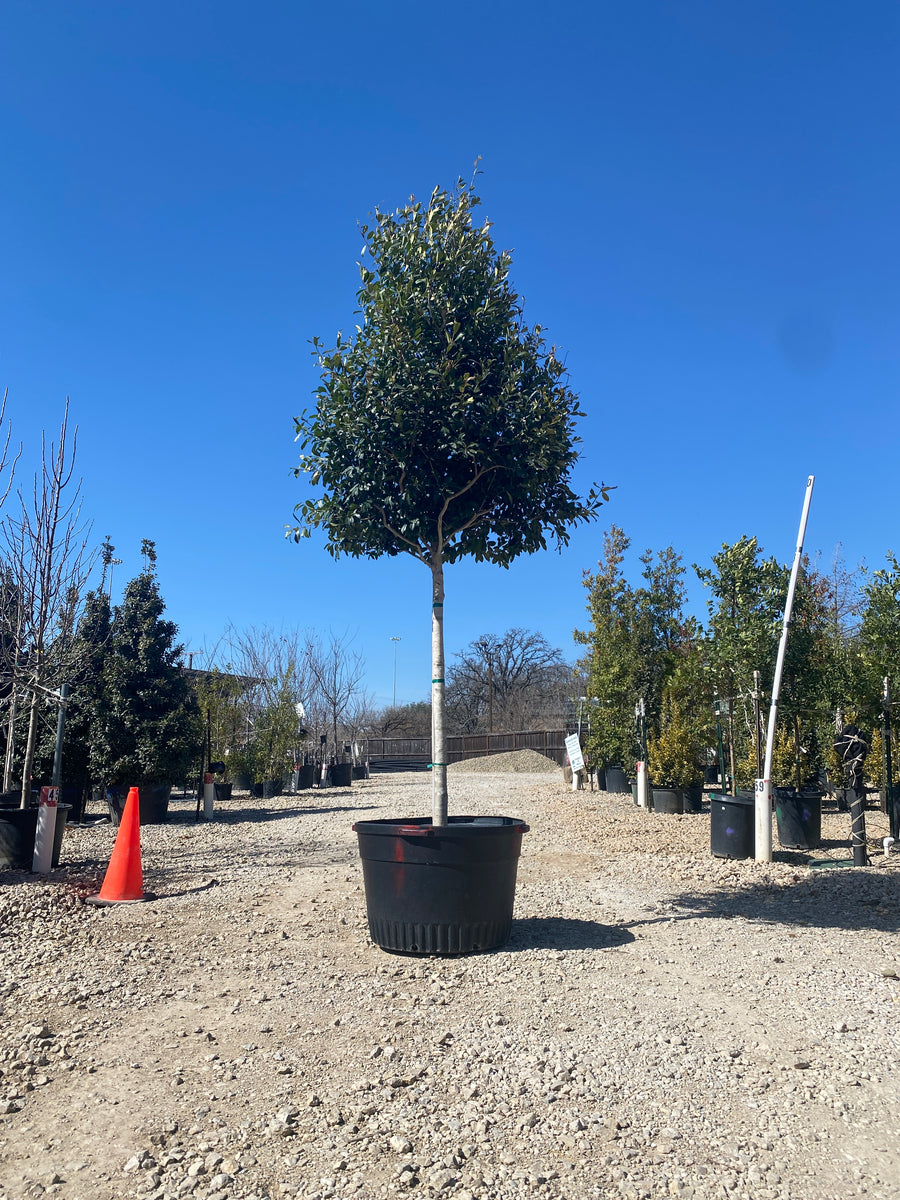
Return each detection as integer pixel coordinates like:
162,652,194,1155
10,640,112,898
0,770,897,1200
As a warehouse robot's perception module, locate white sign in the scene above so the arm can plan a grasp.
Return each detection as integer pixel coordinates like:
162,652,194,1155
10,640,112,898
565,734,585,773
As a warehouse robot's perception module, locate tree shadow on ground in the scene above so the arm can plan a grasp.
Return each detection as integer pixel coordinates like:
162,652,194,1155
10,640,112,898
506,917,635,952
654,869,900,934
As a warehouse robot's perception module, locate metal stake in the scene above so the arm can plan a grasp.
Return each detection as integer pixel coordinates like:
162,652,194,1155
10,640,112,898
757,475,815,862
51,683,69,789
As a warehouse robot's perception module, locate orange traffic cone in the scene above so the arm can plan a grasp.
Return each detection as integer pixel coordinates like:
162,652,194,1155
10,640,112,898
87,787,150,905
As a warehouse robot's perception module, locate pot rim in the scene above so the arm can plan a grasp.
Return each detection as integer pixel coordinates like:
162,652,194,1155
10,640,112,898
352,815,529,836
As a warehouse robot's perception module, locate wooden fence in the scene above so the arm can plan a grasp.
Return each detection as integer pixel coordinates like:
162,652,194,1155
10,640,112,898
364,729,568,769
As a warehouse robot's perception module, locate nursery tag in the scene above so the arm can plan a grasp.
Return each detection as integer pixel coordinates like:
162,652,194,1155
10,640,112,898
565,734,584,772
32,788,60,873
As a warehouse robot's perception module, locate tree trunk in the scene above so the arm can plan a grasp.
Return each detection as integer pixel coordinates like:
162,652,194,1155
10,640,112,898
431,556,448,826
20,690,40,809
3,689,16,793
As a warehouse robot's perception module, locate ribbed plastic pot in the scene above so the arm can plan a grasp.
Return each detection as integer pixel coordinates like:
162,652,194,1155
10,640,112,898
710,792,755,859
775,789,822,850
651,787,684,815
353,816,529,955
297,765,316,790
604,766,628,794
261,779,281,799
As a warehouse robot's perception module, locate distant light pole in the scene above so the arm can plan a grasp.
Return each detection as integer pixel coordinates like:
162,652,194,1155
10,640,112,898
390,637,401,708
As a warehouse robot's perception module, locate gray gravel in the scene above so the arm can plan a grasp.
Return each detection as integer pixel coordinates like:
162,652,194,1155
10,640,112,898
0,769,898,1200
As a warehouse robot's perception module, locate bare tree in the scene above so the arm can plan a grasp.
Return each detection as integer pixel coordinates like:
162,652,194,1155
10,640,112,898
0,390,22,790
370,699,432,738
220,625,312,778
1,403,93,805
446,628,572,735
304,631,366,762
342,689,377,762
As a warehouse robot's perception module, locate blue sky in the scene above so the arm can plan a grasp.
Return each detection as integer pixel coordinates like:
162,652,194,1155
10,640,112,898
2,2,897,707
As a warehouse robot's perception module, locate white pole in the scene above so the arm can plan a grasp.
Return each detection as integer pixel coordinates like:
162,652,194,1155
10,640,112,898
637,760,649,808
32,786,59,873
756,475,815,862
390,636,401,708
203,772,215,820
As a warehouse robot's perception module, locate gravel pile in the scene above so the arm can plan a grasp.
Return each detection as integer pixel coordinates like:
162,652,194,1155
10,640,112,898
448,751,560,775
0,774,897,1200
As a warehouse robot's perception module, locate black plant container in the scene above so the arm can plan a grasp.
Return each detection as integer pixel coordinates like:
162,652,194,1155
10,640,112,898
651,787,684,815
0,802,71,870
774,788,821,850
107,784,171,826
331,763,353,788
710,791,755,859
353,815,529,955
604,766,628,794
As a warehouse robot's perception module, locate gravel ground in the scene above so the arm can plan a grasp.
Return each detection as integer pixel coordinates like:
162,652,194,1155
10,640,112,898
0,763,898,1200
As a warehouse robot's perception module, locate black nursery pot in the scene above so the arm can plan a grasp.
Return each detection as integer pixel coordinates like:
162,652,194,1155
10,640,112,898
651,787,684,815
710,791,755,859
604,766,628,794
774,788,822,850
331,763,353,788
107,784,171,826
353,815,529,956
0,802,71,870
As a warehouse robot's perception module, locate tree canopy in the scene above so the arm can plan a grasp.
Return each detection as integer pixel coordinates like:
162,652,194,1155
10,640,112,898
91,552,201,786
291,176,608,568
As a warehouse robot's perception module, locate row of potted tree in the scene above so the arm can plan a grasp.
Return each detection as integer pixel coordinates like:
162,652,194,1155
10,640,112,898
575,527,900,811
9,540,202,823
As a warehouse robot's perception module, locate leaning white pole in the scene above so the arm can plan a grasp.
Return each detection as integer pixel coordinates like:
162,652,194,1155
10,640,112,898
756,475,815,862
